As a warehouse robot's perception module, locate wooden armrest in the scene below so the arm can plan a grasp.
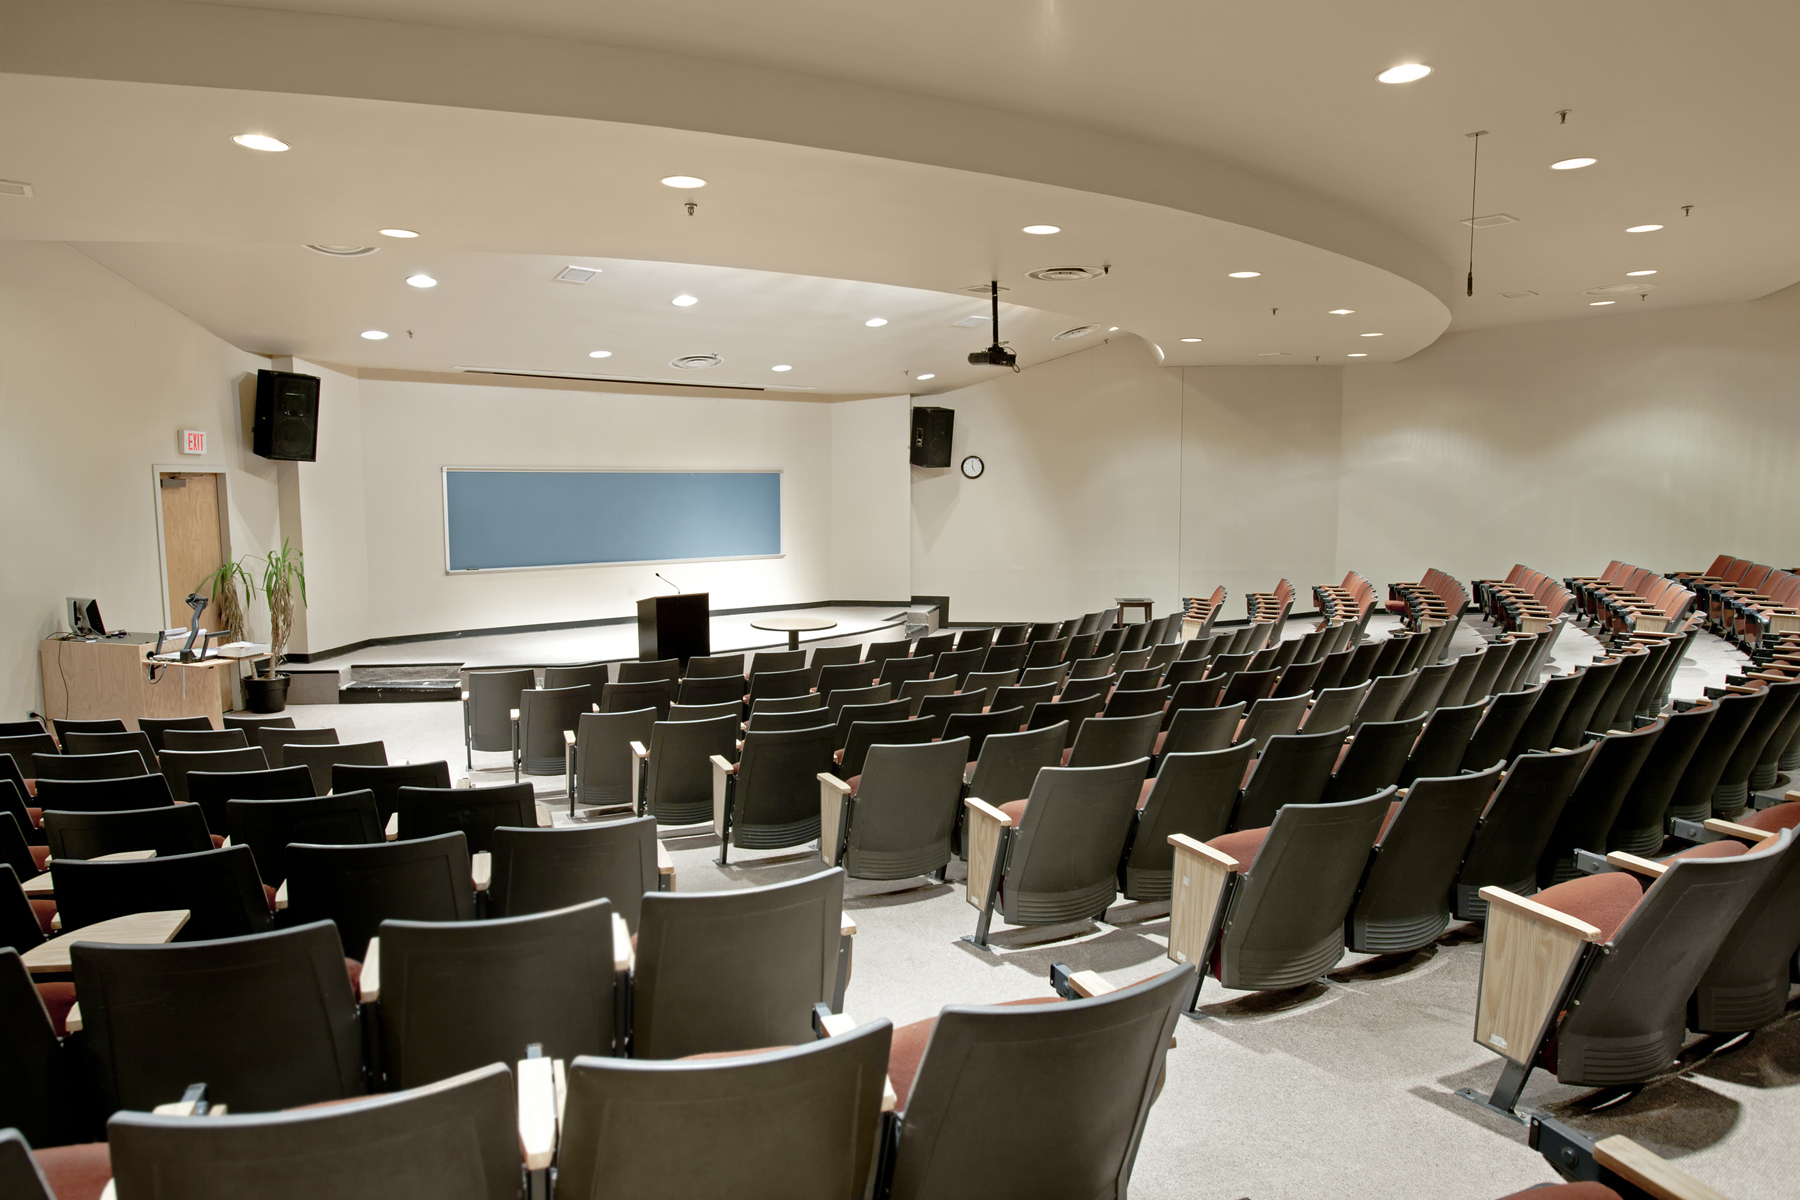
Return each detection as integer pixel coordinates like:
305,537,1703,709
818,772,853,867
1166,833,1238,967
1605,851,1665,878
709,754,737,774
361,937,381,1001
841,913,857,938
630,740,649,760
612,911,633,974
656,840,674,876
461,690,470,702
535,802,552,827
1593,1134,1731,1200
274,879,288,910
471,851,492,891
964,796,1013,910
1065,969,1116,998
816,1011,859,1038
1703,817,1776,843
151,1100,228,1117
65,1001,83,1032
516,1053,558,1172
818,773,853,795
1474,886,1603,1064
384,812,398,841
510,708,520,722
563,729,576,747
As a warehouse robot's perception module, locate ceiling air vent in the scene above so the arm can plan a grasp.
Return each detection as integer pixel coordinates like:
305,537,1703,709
1584,282,1657,297
962,283,1011,294
0,180,32,198
304,244,379,257
1051,324,1103,342
952,314,990,328
1027,265,1107,282
1499,290,1539,299
1462,213,1519,229
670,354,723,370
555,265,601,283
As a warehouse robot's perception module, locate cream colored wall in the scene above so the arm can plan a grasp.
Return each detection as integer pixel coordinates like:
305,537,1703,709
1337,295,1800,590
828,395,912,602
271,357,370,656
1179,366,1344,613
0,240,279,715
354,377,837,641
909,338,1183,622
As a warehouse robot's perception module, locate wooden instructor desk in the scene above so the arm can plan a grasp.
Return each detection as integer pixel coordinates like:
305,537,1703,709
40,637,235,729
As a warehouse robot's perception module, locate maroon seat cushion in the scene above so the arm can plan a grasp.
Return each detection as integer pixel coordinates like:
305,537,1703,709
887,997,1063,1111
1137,778,1156,810
1659,841,1746,864
1377,799,1404,842
1495,1185,1619,1200
1742,802,1800,834
30,898,56,937
1153,730,1167,755
1529,872,1645,944
32,1144,112,1200
1206,826,1270,870
264,883,279,912
29,844,50,871
343,957,362,996
1384,599,1410,615
210,833,226,848
26,805,41,824
998,799,1029,825
36,981,78,1037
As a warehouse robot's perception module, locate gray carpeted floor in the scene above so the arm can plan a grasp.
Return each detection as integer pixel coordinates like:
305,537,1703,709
277,612,1797,1199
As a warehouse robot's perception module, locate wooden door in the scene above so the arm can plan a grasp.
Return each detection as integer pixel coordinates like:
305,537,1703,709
160,472,224,635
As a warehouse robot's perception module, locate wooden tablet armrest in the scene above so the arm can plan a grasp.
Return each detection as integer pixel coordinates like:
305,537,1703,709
535,802,552,827
630,741,649,760
841,913,857,938
1165,834,1240,968
384,812,398,842
510,709,519,722
963,797,1014,910
471,851,492,892
274,879,288,910
656,839,674,878
709,754,736,774
1472,886,1603,1064
563,729,576,747
360,937,381,1002
461,690,470,702
1593,1134,1732,1200
1065,969,1116,998
516,1053,558,1172
1703,817,1776,843
818,772,853,867
612,911,633,973
65,1001,83,1032
815,1010,859,1038
1605,851,1665,878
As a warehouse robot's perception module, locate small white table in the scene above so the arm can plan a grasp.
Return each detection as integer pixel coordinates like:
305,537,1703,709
750,616,839,651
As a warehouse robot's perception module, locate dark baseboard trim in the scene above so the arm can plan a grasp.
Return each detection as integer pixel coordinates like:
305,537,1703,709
286,600,916,664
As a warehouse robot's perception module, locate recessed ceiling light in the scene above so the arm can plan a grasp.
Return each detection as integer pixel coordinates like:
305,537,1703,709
1227,271,1262,279
661,176,706,188
865,318,888,327
232,133,288,152
405,274,436,288
360,330,388,340
671,294,698,307
916,373,935,381
379,228,419,239
771,365,792,372
1360,332,1384,337
1551,158,1598,170
1022,224,1061,235
1179,338,1203,343
1626,270,1657,276
1376,64,1432,84
1347,353,1368,357
1328,309,1355,315
588,350,612,359
1107,327,1119,331
1589,300,1615,306
1626,225,1663,233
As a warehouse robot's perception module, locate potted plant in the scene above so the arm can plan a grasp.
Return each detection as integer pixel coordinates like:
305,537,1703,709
196,559,257,644
243,538,306,713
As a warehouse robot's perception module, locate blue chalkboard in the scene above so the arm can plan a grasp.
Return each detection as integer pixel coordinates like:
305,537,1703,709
444,469,781,571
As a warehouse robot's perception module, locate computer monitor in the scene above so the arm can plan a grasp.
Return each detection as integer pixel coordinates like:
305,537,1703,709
67,597,105,637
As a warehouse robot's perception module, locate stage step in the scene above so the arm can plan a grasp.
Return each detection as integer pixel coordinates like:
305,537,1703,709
340,663,463,704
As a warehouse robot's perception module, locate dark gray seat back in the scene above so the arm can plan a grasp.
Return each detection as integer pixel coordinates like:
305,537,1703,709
571,708,658,808
32,773,174,813
1067,712,1161,769
1321,713,1425,805
1234,693,1310,755
161,747,274,805
52,845,271,943
43,804,212,860
832,698,912,750
618,658,682,685
816,660,879,699
378,898,616,1088
105,1062,518,1200
394,783,536,854
0,733,57,779
135,716,212,753
600,678,676,719
464,668,535,754
186,764,316,832
980,643,1029,674
1160,703,1245,756
999,761,1146,925
1536,720,1665,887
888,967,1193,1200
1347,768,1499,954
1350,670,1417,734
226,791,383,886
1551,658,1622,749
560,1022,890,1200
256,725,338,770
331,758,444,822
677,674,745,707
729,726,837,848
32,751,148,782
1608,704,1716,854
61,731,156,773
1694,824,1800,1032
632,868,844,1059
1509,670,1582,758
645,714,740,825
1453,742,1597,918
1123,743,1256,899
163,728,250,753
71,921,362,1113
1460,685,1540,773
285,833,473,960
1713,678,1800,814
840,717,942,780
1666,690,1764,823
840,738,970,879
1398,697,1487,786
1394,660,1457,721
933,648,986,687
1234,727,1348,830
966,723,1066,807
488,818,659,929
542,662,609,708
1303,682,1370,733
942,708,1027,763
518,686,591,776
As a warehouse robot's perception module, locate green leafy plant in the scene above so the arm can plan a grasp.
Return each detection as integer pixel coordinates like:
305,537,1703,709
258,538,307,675
195,560,258,644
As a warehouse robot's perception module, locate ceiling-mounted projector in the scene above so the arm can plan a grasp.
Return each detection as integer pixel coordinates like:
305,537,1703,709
967,280,1018,370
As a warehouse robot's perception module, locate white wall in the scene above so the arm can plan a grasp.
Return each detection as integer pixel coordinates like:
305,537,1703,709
272,357,370,656
354,377,840,641
909,338,1183,622
0,240,280,716
1337,294,1800,589
828,395,912,602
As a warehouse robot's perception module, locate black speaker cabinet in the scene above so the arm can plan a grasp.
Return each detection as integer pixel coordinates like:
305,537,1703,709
910,406,954,468
253,369,320,462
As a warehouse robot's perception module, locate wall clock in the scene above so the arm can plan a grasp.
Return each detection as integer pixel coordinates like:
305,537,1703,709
961,455,985,479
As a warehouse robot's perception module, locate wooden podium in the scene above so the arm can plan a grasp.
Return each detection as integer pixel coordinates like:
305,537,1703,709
636,593,710,666
40,638,234,729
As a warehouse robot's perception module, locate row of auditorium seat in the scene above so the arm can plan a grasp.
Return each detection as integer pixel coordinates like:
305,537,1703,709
1312,570,1381,640
1387,566,1472,634
1473,564,1576,633
1673,553,1800,655
1564,560,1700,638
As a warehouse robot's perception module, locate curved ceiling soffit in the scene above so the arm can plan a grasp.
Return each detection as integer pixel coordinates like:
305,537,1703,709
0,0,1456,314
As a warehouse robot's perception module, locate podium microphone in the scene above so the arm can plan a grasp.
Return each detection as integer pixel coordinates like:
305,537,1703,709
655,573,681,593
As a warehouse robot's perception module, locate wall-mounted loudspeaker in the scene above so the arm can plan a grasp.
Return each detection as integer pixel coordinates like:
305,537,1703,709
910,406,954,468
253,369,320,461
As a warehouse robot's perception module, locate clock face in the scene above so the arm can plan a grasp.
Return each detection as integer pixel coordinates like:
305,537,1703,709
961,455,985,479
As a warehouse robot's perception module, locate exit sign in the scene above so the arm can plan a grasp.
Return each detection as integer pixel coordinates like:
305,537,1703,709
181,430,207,455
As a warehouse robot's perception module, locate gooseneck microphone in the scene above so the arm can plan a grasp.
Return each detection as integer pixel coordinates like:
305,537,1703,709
656,573,680,593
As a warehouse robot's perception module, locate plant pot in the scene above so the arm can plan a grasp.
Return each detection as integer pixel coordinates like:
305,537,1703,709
244,673,291,714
